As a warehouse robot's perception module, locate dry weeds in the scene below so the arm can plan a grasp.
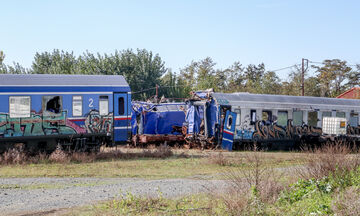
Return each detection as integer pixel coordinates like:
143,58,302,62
0,145,177,165
298,142,360,180
332,187,360,216
211,146,285,215
207,152,235,166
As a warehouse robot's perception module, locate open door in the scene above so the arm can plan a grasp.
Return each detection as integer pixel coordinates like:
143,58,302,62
221,110,237,150
113,93,129,144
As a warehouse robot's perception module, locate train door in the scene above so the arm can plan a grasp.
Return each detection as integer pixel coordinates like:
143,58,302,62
113,93,129,144
222,110,237,150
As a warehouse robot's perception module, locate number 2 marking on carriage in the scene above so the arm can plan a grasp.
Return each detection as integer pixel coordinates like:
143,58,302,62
89,98,94,108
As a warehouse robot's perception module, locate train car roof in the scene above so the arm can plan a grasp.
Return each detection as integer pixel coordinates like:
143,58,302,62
0,74,131,93
212,92,360,111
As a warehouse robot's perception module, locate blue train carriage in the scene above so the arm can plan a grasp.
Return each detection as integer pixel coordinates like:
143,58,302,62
0,74,131,152
185,91,360,150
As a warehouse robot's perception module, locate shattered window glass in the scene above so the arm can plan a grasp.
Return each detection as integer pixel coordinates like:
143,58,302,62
308,111,318,127
42,96,62,115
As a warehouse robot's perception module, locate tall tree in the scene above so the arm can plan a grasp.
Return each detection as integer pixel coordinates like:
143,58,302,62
0,51,6,73
31,49,166,100
160,69,190,100
179,57,217,91
312,59,352,97
220,61,245,92
346,64,360,88
117,49,167,100
0,51,5,65
32,50,77,74
261,71,281,94
243,63,265,93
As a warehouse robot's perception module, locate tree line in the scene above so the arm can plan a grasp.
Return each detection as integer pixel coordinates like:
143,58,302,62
0,49,359,100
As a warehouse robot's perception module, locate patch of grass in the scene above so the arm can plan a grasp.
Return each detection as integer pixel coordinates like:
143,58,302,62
0,180,119,190
0,183,63,190
0,150,304,179
69,193,224,216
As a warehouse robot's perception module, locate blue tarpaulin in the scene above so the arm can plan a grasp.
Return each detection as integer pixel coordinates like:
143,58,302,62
185,99,218,136
132,102,186,135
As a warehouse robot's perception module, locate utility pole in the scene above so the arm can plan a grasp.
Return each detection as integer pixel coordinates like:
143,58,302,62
155,84,159,102
301,58,309,96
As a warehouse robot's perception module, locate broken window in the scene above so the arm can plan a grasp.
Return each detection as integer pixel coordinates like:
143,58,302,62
72,96,82,116
43,96,62,115
262,110,272,124
308,111,318,127
9,96,31,118
99,96,109,116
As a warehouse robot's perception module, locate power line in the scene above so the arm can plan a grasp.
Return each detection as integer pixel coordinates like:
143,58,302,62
309,60,358,67
132,85,189,94
270,64,301,72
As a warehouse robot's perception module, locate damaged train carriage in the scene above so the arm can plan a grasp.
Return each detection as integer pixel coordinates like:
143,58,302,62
185,92,360,150
131,102,187,146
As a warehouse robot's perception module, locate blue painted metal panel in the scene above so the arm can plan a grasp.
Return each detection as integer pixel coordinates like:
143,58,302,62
113,93,130,142
221,110,237,151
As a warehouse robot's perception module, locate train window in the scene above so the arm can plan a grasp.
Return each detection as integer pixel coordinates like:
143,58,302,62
277,111,288,127
322,111,332,119
72,96,82,116
99,96,109,116
262,111,272,123
43,96,62,115
336,112,345,118
226,114,233,129
308,111,318,127
234,109,241,126
350,113,359,127
250,110,256,125
9,96,31,118
118,97,125,115
293,111,303,126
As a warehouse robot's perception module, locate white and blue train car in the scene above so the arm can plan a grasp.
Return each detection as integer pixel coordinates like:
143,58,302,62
186,91,360,151
0,74,131,152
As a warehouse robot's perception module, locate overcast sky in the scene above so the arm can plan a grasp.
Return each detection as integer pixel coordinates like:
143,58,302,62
1,0,359,79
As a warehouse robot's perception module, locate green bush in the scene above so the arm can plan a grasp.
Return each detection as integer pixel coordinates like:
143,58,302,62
280,178,332,204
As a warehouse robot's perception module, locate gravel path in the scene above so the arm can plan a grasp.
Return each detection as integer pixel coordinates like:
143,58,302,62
0,177,227,215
